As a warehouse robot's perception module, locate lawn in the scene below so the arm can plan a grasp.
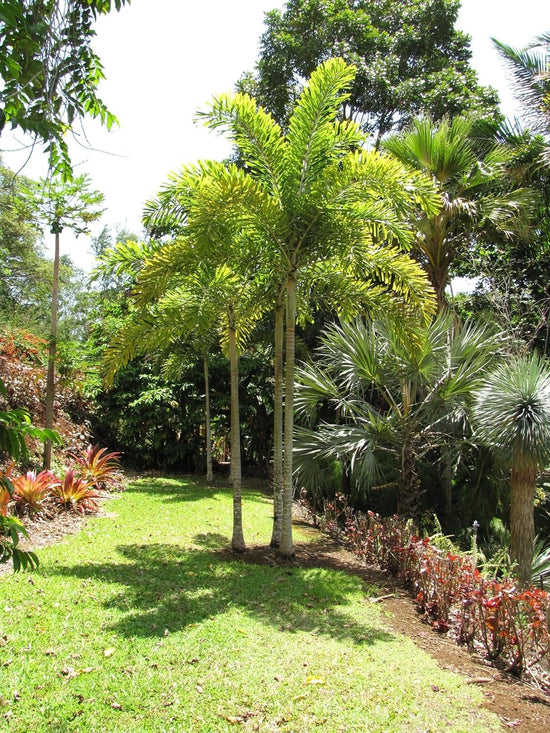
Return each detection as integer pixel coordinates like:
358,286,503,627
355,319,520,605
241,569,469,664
0,476,502,732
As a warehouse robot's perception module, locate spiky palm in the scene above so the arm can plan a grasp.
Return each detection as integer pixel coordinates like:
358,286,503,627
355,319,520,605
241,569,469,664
473,353,550,587
294,313,501,520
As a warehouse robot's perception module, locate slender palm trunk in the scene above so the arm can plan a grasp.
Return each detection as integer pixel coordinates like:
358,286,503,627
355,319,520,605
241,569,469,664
270,297,284,547
203,353,214,484
280,271,296,559
43,230,61,470
510,463,536,588
228,316,245,552
397,435,421,525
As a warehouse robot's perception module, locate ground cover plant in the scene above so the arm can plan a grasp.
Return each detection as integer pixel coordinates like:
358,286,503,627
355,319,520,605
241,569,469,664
311,494,550,684
0,476,504,732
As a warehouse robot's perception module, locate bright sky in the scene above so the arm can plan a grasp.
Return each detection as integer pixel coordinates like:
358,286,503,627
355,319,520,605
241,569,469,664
1,0,548,271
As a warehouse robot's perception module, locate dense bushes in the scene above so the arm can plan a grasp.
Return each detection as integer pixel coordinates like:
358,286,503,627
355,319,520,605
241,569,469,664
308,493,550,680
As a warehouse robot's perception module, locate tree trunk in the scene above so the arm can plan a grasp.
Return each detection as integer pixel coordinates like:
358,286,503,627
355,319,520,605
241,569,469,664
270,297,284,548
228,317,245,552
279,271,296,559
203,353,214,484
396,438,422,524
43,230,61,470
510,463,536,588
442,446,453,522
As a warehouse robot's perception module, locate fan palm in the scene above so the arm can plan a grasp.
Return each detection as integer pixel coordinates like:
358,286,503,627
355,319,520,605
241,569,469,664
294,313,501,521
383,116,532,311
473,353,550,588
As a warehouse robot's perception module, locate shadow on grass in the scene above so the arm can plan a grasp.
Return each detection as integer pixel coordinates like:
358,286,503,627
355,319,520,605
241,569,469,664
52,533,393,648
127,475,269,506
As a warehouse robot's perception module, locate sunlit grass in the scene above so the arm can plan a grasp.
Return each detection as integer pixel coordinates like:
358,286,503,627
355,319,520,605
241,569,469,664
0,476,502,731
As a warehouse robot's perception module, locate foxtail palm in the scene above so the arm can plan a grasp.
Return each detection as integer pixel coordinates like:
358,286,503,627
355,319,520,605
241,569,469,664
473,353,550,588
197,58,440,557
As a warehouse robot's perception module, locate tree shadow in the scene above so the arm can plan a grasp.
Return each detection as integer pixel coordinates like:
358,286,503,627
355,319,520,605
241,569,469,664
52,535,393,647
127,476,269,506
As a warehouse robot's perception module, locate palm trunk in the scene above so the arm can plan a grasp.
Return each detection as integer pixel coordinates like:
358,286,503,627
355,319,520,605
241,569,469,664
203,353,214,484
279,271,296,559
397,436,421,524
228,315,245,552
270,297,284,547
43,230,61,470
510,463,536,588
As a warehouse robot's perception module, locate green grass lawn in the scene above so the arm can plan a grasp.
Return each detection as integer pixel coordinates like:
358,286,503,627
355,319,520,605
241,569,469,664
0,476,502,732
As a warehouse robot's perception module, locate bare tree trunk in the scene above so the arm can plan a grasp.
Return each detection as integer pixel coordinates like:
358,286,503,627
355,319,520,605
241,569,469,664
279,271,296,559
228,317,245,553
43,230,61,470
203,353,214,484
510,464,536,588
270,297,284,547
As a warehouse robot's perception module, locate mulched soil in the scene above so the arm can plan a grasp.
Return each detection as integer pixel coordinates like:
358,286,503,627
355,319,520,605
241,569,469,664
4,506,550,730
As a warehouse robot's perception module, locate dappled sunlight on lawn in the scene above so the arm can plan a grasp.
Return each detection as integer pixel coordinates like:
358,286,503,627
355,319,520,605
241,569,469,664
52,540,392,648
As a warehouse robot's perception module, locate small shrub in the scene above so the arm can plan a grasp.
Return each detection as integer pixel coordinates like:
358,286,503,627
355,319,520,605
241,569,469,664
316,494,550,678
13,470,59,517
52,470,101,514
69,444,122,490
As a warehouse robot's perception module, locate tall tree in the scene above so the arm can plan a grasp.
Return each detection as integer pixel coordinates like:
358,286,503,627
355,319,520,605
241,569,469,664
242,0,498,145
0,0,131,178
25,174,104,468
383,116,533,311
473,353,550,588
198,58,440,557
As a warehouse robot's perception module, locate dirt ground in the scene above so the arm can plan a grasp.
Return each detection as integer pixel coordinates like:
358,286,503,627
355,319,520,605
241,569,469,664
4,508,550,731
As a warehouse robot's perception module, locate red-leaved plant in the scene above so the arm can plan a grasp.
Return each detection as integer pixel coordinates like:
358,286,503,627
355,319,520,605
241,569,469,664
52,470,100,514
13,469,59,517
69,444,122,491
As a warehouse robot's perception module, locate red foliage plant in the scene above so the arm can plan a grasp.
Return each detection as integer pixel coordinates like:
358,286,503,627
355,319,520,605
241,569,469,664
51,469,100,514
312,492,550,679
69,444,122,490
13,469,59,517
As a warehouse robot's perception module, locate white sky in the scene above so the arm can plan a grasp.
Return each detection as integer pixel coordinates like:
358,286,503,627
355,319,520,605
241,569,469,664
1,0,548,271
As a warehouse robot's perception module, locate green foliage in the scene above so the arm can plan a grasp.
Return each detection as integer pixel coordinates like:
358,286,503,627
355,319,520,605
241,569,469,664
294,313,502,518
473,353,550,469
0,514,39,571
245,0,498,140
0,0,131,178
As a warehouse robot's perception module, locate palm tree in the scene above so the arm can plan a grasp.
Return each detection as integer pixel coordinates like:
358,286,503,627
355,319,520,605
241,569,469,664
196,58,440,557
294,313,501,521
383,116,532,312
494,33,550,136
99,235,267,553
473,353,550,588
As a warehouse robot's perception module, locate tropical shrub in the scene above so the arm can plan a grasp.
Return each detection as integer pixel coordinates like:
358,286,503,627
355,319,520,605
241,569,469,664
313,494,550,678
51,469,101,514
13,469,59,517
69,444,122,490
